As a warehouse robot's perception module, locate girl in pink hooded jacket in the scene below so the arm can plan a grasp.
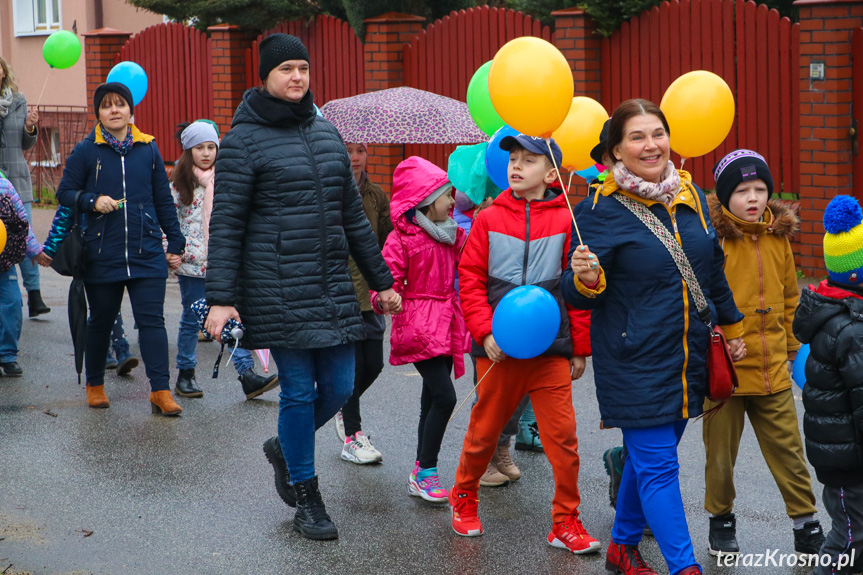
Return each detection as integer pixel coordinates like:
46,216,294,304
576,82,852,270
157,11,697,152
371,156,470,504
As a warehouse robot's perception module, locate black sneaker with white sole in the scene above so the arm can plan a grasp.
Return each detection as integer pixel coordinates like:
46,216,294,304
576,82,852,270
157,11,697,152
709,513,740,556
794,520,826,556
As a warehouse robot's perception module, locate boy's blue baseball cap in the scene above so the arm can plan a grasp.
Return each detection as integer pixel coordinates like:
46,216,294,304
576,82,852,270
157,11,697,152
499,134,562,169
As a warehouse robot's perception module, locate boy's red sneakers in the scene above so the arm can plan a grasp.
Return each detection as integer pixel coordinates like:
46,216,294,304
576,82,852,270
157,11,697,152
547,513,601,554
605,540,659,574
449,488,482,537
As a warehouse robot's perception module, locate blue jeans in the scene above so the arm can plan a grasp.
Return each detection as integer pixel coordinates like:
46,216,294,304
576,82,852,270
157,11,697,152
272,345,355,483
17,202,39,292
176,275,253,374
614,420,700,575
0,267,23,362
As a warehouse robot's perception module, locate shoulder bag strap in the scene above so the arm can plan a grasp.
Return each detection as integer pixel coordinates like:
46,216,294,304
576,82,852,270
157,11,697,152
612,193,713,329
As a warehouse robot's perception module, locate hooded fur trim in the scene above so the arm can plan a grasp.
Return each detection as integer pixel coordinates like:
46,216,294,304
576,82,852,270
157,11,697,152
707,194,799,240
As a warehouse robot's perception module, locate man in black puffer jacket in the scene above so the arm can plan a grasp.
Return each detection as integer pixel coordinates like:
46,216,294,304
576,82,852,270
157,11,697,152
205,34,400,541
792,195,863,574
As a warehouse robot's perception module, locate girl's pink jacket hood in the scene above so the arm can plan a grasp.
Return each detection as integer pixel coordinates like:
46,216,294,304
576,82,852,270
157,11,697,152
389,156,451,234
372,156,470,377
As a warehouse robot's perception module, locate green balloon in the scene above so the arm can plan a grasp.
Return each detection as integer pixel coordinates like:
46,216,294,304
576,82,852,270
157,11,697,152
43,30,81,69
447,143,499,205
467,61,505,137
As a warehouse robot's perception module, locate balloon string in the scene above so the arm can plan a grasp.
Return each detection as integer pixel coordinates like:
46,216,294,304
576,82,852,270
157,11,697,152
35,68,52,108
680,157,687,170
546,138,584,246
449,361,497,423
567,171,574,196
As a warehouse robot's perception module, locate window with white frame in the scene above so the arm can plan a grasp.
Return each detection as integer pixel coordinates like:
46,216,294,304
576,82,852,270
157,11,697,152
13,0,62,36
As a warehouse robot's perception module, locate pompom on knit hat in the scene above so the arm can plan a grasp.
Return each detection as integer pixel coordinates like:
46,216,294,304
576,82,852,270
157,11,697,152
712,149,774,209
823,195,863,285
93,82,134,119
258,34,310,81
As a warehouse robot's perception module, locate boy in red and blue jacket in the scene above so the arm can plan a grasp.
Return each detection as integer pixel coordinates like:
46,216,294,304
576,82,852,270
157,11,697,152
449,134,599,555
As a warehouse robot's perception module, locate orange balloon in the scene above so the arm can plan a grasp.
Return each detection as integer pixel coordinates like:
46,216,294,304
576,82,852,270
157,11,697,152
552,97,609,171
660,70,735,158
488,37,573,138
0,219,6,254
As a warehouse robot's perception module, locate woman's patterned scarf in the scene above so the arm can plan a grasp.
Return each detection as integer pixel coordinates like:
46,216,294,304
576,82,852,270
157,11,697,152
100,124,134,156
0,87,14,118
612,160,681,206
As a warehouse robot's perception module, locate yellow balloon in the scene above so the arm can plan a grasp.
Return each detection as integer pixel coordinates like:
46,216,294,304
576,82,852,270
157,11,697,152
489,37,574,138
0,219,5,254
552,97,609,171
660,70,735,158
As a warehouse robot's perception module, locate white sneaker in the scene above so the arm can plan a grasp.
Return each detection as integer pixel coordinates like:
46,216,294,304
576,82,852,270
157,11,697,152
334,410,346,442
340,431,382,464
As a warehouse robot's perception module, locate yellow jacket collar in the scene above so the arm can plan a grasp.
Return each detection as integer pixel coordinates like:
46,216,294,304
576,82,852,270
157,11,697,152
593,169,709,232
94,123,155,145
594,169,698,211
721,204,774,236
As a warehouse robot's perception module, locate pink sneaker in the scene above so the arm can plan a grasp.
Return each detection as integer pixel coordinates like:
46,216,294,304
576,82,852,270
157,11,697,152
408,463,448,503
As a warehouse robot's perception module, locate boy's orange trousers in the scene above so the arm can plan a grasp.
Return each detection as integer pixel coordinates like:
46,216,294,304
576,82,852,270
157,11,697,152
454,355,582,524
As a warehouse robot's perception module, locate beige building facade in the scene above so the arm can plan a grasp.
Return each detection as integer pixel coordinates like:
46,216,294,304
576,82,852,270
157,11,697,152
0,0,162,107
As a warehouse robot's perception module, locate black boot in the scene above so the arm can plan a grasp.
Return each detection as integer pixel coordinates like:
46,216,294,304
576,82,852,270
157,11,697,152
794,520,826,555
174,368,203,398
27,290,50,318
263,436,296,507
709,513,740,556
239,368,279,400
0,362,23,377
292,476,338,540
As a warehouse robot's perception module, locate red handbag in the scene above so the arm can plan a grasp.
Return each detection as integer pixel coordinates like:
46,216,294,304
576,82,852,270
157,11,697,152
613,193,739,403
706,325,739,402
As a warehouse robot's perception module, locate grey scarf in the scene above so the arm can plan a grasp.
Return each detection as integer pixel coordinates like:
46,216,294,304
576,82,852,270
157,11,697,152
415,211,457,245
0,87,14,118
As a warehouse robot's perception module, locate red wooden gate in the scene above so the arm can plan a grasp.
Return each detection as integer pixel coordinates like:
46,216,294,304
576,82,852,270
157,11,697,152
403,7,552,171
852,27,863,202
116,23,213,163
601,0,799,194
245,16,365,106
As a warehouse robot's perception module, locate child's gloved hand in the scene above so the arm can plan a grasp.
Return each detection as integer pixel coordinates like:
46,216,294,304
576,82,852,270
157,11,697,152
483,334,507,363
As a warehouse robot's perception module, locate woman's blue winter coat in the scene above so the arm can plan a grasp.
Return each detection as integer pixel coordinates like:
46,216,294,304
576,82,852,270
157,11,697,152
562,173,743,428
55,124,184,284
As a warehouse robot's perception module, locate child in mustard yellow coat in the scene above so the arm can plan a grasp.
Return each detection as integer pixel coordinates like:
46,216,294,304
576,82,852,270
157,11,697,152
702,150,824,558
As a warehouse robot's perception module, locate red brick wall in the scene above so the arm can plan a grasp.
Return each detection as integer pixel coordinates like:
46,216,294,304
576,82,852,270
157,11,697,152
552,8,602,102
363,13,426,195
794,0,863,275
209,25,253,137
82,28,132,107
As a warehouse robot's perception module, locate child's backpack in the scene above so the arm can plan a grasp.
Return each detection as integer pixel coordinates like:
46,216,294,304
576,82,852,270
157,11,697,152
0,194,29,274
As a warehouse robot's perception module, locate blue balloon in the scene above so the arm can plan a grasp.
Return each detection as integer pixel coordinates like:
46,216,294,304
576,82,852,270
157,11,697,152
792,343,810,389
576,165,600,183
314,104,323,117
485,125,519,191
492,285,561,360
106,61,148,106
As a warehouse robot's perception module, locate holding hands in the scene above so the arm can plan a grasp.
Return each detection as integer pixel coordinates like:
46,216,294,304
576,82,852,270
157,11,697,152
571,245,600,285
727,337,746,362
166,253,181,270
377,288,403,315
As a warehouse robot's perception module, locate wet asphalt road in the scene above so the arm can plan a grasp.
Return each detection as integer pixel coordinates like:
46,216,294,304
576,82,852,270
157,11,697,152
0,207,825,575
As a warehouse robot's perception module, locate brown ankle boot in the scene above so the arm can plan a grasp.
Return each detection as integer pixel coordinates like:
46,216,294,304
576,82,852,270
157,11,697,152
491,444,521,481
149,390,182,416
86,384,110,408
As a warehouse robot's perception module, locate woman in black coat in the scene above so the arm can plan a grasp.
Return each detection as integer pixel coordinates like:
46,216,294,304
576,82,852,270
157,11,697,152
56,82,185,416
205,34,399,541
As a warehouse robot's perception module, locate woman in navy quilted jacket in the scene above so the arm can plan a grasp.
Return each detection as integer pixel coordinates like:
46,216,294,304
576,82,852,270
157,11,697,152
56,82,185,416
